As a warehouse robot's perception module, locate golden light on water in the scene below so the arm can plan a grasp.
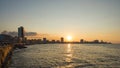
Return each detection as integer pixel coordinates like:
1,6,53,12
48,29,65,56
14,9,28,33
67,44,71,53
66,44,72,63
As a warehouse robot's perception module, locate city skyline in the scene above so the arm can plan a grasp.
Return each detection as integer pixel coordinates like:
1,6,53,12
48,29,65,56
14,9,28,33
0,26,112,43
0,0,120,43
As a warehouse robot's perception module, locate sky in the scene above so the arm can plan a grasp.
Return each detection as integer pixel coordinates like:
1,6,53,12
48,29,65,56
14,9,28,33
0,0,120,43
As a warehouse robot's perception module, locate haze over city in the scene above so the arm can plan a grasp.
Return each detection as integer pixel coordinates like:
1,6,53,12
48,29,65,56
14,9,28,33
0,0,120,43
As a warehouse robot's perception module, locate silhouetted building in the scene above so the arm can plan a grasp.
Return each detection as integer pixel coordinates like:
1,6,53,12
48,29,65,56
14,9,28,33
51,40,55,43
0,34,13,43
56,40,60,43
18,26,25,43
61,37,64,43
18,26,24,38
37,39,42,44
47,40,50,43
80,39,84,43
93,40,99,43
43,38,47,43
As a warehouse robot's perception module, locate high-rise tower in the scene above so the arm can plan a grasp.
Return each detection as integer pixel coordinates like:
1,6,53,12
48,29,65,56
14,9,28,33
61,37,64,43
18,26,24,38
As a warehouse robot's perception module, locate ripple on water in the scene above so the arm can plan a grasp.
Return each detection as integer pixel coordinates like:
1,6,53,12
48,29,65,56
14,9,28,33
10,44,120,68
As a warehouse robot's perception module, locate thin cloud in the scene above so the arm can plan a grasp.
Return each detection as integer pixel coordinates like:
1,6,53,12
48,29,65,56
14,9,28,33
0,30,59,40
1,30,38,37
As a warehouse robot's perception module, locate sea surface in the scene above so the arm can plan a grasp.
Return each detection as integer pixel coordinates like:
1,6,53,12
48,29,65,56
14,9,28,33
10,44,120,68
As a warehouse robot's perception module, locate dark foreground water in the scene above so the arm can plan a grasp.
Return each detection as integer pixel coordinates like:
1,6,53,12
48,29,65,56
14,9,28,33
10,44,120,68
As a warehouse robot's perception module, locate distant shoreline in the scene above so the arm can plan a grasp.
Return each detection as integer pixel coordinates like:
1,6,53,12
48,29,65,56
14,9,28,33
25,42,112,45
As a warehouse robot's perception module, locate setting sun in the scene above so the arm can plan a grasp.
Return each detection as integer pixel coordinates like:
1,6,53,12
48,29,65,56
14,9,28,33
67,36,72,41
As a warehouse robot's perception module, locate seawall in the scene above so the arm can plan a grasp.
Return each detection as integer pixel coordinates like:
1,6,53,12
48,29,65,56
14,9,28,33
0,44,14,68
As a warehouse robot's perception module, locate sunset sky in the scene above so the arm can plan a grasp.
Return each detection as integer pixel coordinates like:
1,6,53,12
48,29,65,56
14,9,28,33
0,0,120,43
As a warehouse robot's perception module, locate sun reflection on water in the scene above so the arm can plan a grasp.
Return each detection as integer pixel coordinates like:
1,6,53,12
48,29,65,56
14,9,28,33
67,44,71,53
66,44,73,62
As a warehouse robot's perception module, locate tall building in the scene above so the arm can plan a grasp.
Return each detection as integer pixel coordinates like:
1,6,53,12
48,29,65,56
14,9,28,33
43,38,47,43
80,39,84,43
18,26,24,38
61,37,64,43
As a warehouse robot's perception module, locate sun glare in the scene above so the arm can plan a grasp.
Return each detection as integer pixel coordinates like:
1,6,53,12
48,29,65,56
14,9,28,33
67,35,72,41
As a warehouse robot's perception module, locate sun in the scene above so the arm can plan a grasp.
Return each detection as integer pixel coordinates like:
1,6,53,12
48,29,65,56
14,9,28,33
67,35,72,41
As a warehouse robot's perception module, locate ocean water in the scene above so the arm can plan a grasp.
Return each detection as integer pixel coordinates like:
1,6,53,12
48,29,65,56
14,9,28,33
10,44,120,68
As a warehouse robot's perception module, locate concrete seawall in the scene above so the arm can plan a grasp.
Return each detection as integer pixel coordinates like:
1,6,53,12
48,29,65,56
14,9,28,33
0,44,14,68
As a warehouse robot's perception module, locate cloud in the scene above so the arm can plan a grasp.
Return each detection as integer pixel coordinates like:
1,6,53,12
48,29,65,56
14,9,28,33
1,30,38,37
0,30,57,40
25,32,37,36
1,30,18,37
